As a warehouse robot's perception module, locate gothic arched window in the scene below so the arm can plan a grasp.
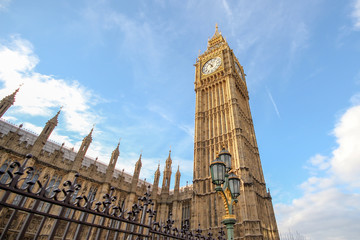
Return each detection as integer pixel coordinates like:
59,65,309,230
0,163,9,184
0,160,14,184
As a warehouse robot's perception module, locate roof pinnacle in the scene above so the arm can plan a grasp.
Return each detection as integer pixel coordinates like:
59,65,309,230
4,86,21,103
155,162,160,175
48,107,62,125
12,83,23,96
89,124,95,136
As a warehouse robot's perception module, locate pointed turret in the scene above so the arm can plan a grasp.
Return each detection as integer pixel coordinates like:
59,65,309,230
152,163,161,196
0,87,20,118
31,109,61,157
72,127,93,172
109,141,120,169
49,109,61,125
166,149,172,165
134,154,142,179
174,165,181,193
161,150,172,194
131,153,142,190
105,141,120,182
154,163,160,185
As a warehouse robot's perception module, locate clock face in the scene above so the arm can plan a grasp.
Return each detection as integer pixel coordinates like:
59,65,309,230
202,57,222,74
235,62,244,80
235,62,242,75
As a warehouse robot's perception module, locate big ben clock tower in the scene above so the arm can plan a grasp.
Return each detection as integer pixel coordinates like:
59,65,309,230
192,25,279,239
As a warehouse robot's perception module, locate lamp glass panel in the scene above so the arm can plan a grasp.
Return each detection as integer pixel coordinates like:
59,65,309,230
224,154,231,171
216,163,225,185
210,161,225,185
229,173,240,198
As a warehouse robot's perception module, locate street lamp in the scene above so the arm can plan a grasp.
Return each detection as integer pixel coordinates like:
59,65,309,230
210,148,241,240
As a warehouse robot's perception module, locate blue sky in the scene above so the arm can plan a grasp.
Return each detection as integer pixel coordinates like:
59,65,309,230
1,0,360,239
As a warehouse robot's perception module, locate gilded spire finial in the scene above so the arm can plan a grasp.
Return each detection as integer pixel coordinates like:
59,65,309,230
48,107,61,124
15,83,24,93
215,23,218,33
55,106,62,116
139,149,143,160
90,124,95,134
4,85,22,105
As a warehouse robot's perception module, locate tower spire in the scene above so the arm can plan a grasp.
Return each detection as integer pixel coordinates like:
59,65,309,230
73,127,94,172
161,149,172,194
207,23,226,49
49,107,62,125
152,163,161,196
174,165,181,193
88,125,94,137
30,108,61,157
106,141,121,182
134,153,142,176
167,148,172,163
131,153,142,189
0,87,21,118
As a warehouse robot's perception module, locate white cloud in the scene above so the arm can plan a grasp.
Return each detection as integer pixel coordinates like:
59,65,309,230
277,188,360,240
266,88,281,119
0,0,11,10
353,0,360,30
331,105,360,187
221,0,232,18
308,154,330,171
0,36,101,135
276,99,360,239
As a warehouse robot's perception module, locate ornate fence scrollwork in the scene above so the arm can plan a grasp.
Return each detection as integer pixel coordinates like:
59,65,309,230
0,154,226,239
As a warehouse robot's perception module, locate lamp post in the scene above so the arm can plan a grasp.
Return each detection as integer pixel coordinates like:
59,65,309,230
210,148,241,240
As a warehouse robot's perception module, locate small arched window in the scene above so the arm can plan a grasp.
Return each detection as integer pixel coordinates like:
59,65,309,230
0,162,14,184
0,163,9,184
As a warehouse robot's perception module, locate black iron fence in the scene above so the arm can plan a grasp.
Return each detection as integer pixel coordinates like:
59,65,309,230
0,154,226,240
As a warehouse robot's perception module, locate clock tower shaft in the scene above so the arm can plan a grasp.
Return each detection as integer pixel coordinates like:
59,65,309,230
192,25,279,240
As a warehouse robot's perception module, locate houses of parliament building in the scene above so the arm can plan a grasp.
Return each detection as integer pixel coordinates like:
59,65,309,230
0,26,279,239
